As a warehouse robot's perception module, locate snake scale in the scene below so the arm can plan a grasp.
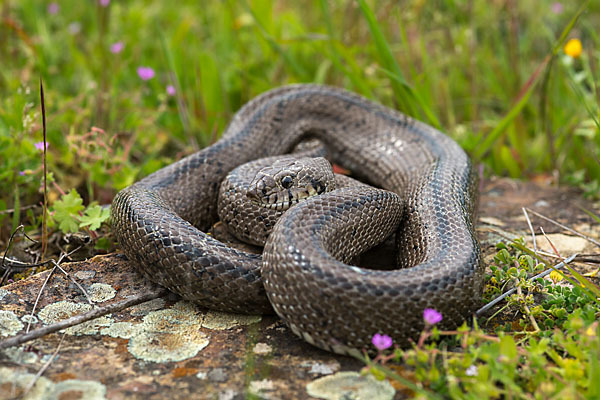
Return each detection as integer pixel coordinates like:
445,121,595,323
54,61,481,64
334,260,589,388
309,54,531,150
111,84,483,355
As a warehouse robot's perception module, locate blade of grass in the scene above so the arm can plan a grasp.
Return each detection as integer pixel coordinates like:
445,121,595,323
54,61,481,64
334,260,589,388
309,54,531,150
473,55,549,160
473,2,589,160
159,30,192,140
318,0,372,96
579,206,600,224
379,66,442,128
568,78,600,130
242,0,309,81
355,0,440,128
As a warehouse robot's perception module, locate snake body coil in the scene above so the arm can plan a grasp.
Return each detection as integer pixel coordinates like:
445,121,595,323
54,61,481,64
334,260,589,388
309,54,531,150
111,84,483,354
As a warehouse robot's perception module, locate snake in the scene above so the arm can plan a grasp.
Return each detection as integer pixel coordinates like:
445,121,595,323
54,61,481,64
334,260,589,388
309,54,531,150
111,84,483,355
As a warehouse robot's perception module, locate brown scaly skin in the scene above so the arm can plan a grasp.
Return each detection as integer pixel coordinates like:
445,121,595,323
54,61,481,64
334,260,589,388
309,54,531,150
111,84,482,354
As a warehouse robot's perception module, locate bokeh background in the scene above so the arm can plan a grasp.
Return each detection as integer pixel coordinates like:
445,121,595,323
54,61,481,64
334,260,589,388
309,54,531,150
1,0,599,237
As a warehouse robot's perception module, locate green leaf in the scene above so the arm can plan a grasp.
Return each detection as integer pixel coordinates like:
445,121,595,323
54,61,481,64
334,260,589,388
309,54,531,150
53,189,84,233
499,335,517,361
79,205,110,231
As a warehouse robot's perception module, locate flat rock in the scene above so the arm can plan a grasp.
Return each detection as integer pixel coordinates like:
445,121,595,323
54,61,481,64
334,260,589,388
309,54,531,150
0,177,598,399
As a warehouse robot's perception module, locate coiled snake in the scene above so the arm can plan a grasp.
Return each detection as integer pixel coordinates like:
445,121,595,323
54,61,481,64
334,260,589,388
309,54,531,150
111,84,483,355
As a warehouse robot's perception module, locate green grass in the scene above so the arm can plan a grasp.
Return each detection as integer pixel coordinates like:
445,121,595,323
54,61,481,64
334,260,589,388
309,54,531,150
1,1,600,236
1,0,600,397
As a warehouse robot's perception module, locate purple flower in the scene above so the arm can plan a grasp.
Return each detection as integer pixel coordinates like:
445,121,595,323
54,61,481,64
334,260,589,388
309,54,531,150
551,2,563,14
166,85,176,96
371,333,393,351
99,0,110,6
110,41,124,54
34,142,48,151
423,308,443,325
19,171,26,176
137,66,155,81
48,2,59,14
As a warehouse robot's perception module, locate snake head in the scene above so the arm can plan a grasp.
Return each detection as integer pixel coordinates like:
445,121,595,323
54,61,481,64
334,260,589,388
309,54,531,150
247,157,336,211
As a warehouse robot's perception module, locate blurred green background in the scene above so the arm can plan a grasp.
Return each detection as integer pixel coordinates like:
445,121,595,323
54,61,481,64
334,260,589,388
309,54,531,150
1,0,599,239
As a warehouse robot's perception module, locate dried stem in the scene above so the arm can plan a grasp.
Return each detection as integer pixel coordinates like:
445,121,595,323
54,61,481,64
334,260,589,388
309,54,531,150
40,79,49,261
0,288,167,350
526,207,600,248
22,333,66,395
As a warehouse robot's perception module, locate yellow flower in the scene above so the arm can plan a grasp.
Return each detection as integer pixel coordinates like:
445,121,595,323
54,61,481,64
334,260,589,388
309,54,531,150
549,269,564,283
564,38,582,58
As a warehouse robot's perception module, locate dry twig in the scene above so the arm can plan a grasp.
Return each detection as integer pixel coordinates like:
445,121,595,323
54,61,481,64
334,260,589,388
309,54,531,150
0,288,167,350
525,207,600,248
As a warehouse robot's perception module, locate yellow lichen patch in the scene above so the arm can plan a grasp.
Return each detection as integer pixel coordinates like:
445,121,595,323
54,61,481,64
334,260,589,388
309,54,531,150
0,367,106,400
127,302,209,363
248,379,287,398
100,322,140,339
0,311,24,337
2,346,39,365
38,301,113,335
88,283,116,303
201,311,261,330
74,270,96,280
252,342,272,355
306,371,395,400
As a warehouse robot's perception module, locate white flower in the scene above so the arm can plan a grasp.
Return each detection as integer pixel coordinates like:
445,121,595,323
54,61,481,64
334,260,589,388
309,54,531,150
465,365,478,376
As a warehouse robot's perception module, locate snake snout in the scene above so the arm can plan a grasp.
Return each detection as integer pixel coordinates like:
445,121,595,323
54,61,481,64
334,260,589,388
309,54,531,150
246,156,336,211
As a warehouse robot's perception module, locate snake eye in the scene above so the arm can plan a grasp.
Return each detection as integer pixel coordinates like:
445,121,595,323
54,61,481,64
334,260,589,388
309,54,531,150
261,187,268,196
280,175,294,189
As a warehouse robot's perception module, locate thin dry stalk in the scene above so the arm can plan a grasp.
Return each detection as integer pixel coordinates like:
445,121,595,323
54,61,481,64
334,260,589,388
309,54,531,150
522,207,537,254
22,333,66,395
26,265,57,333
526,207,600,248
0,288,167,350
25,247,87,333
40,79,48,261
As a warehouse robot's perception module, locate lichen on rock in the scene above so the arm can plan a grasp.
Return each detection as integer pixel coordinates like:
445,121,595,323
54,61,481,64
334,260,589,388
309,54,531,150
306,371,395,400
0,310,24,337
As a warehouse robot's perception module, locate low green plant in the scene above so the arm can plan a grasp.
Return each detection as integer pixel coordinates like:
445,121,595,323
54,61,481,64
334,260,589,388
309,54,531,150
51,189,110,234
364,242,600,399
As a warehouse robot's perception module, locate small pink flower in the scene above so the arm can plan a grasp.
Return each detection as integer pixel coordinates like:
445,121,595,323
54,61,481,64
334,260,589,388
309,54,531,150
137,66,155,81
166,85,176,96
551,2,563,14
423,308,442,325
34,142,48,151
99,0,110,6
19,171,26,176
371,333,393,351
48,2,59,14
110,41,124,54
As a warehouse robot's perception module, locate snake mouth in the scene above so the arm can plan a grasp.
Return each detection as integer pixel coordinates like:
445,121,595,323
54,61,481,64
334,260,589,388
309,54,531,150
258,185,320,211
